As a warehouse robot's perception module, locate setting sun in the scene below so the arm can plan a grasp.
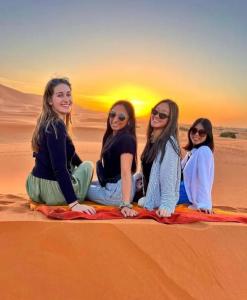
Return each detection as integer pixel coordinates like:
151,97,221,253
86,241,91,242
75,84,161,117
106,85,160,117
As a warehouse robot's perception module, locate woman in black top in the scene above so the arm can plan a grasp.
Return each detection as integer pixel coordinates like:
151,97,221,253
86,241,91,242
87,100,138,217
26,78,96,214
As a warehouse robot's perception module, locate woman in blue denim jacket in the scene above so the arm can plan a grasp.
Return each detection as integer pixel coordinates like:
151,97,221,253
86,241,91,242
136,99,181,218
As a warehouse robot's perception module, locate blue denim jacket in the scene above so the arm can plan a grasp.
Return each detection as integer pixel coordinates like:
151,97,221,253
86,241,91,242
142,137,181,214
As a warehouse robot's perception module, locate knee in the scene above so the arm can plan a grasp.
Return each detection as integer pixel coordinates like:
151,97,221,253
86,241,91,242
82,160,94,176
138,196,146,207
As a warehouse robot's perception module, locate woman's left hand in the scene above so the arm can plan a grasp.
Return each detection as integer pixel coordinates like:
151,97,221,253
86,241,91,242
197,208,213,214
156,209,171,218
121,207,138,218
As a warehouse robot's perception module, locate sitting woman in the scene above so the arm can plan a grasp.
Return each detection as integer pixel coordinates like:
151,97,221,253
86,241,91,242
26,78,95,214
87,100,138,217
137,99,181,218
178,118,214,214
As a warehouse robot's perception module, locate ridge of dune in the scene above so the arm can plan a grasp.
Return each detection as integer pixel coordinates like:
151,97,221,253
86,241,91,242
115,223,247,299
0,83,107,126
0,84,41,110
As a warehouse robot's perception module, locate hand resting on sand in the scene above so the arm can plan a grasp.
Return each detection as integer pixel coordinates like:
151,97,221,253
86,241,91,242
121,207,138,218
188,204,213,214
156,208,172,218
69,201,96,214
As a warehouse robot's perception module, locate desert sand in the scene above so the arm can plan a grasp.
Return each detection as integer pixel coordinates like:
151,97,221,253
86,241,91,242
0,84,247,300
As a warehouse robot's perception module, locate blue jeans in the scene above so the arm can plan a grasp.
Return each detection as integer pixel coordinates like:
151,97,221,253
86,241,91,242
177,181,192,205
86,177,135,206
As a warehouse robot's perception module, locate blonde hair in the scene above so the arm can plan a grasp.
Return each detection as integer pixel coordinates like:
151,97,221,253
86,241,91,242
31,78,72,152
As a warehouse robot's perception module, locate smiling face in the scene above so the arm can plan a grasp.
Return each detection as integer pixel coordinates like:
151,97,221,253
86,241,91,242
150,102,170,129
49,83,72,119
109,104,129,133
190,122,207,146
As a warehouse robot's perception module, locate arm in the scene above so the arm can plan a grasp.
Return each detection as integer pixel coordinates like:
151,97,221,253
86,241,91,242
121,153,133,204
47,122,95,214
120,153,138,217
46,122,77,204
71,152,82,167
194,147,214,210
157,141,181,217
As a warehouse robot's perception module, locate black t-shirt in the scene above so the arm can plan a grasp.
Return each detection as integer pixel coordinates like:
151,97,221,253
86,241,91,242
102,132,136,180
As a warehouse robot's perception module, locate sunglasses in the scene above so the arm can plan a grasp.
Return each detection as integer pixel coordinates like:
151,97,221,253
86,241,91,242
190,127,207,137
109,111,127,121
151,108,169,120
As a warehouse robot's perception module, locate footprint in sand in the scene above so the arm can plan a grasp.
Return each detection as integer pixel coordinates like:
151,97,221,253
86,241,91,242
0,200,14,205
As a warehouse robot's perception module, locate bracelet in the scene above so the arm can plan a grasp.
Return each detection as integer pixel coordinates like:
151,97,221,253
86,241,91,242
119,201,133,209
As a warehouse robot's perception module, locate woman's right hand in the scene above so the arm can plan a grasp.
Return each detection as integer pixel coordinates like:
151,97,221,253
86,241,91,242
121,207,138,218
70,201,96,214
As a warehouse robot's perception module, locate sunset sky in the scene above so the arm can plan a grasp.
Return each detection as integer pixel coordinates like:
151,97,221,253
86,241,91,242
0,0,246,126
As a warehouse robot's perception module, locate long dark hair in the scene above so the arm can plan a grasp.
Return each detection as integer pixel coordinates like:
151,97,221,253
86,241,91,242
184,118,214,152
32,78,72,152
101,100,137,171
141,99,180,163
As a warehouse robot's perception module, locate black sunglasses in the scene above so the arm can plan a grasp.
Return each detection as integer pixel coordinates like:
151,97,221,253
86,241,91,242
151,108,169,120
190,127,207,137
109,111,127,121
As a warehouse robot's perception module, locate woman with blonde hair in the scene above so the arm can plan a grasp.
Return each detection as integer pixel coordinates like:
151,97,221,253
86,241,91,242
26,78,95,214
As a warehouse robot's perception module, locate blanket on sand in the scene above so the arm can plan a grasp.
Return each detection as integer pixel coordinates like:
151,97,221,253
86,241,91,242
30,201,247,224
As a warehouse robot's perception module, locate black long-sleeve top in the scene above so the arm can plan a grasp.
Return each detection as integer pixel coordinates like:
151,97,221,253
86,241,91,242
32,120,82,204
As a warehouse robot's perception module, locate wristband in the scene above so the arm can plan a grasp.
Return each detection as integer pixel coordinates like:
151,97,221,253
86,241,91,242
119,201,133,209
69,201,79,209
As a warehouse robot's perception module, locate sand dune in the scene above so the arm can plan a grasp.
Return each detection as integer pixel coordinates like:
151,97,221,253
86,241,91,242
0,219,246,300
0,84,247,300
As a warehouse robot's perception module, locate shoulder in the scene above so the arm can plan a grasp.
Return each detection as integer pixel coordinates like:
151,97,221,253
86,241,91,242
167,136,178,146
195,146,214,163
117,132,136,145
118,132,136,141
166,136,179,153
157,136,180,164
196,146,213,157
116,132,136,154
45,119,67,137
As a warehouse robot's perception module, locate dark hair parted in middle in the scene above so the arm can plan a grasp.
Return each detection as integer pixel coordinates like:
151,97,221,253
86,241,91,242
141,99,180,164
184,118,214,152
101,100,137,172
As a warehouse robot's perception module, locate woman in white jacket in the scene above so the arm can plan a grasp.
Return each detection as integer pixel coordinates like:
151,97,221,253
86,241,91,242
178,118,214,213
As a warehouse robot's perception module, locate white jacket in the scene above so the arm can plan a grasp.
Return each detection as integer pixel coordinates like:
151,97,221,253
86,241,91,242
182,146,214,210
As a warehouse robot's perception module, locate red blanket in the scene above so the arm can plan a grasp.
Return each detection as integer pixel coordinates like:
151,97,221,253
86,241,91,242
30,202,247,224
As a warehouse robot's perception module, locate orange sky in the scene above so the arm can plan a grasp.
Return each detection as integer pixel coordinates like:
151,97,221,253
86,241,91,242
0,1,246,127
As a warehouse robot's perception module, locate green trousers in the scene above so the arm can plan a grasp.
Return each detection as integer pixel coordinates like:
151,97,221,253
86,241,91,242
26,161,94,205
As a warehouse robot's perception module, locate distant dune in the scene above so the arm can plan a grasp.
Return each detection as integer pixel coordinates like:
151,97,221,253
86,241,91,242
0,83,107,126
